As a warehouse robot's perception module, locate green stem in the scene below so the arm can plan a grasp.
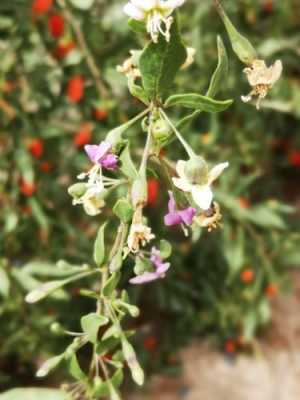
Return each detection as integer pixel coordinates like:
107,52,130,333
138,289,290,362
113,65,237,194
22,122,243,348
159,108,196,158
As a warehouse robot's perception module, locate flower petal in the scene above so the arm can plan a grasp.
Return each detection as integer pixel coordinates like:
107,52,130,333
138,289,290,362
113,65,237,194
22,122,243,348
172,177,192,192
208,162,229,185
129,272,159,284
178,207,196,225
156,262,170,275
162,0,185,10
176,160,187,180
167,191,176,213
191,185,213,210
101,154,118,170
123,3,145,20
84,145,100,163
164,212,182,226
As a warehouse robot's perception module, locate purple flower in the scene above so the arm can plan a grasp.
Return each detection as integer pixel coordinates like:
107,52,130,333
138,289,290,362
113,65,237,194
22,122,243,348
84,141,118,170
129,247,170,285
164,191,196,226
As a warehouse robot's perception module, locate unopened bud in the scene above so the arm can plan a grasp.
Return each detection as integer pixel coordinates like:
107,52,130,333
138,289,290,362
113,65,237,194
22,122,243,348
68,183,87,199
152,118,172,144
131,176,147,207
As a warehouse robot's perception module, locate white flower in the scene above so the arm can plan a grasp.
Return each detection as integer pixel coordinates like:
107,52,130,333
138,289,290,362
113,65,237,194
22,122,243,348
72,165,117,216
123,0,185,43
172,159,229,210
241,59,283,110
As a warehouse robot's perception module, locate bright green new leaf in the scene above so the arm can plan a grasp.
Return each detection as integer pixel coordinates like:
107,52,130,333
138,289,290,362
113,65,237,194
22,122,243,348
36,354,64,378
139,15,187,100
68,354,86,381
113,199,134,223
81,313,109,344
120,145,138,180
102,272,121,297
159,240,172,259
207,36,229,98
102,324,121,341
214,0,257,64
165,93,233,112
93,223,107,267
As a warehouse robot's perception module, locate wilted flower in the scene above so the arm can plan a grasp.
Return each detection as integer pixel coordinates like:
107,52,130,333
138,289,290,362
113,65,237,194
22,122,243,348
127,206,155,253
195,201,222,232
181,47,196,70
123,0,185,43
117,50,141,79
241,59,283,110
172,159,229,210
85,141,118,171
164,191,196,226
130,247,170,284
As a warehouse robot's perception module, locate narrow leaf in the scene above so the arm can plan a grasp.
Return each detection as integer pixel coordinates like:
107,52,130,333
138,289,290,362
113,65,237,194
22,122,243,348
165,93,233,112
81,313,109,344
93,223,107,267
207,36,229,98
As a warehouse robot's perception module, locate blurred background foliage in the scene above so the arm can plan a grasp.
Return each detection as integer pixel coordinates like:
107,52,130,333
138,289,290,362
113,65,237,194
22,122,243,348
0,0,300,391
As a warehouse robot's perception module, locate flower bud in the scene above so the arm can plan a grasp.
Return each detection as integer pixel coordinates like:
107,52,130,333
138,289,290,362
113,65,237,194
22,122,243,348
131,176,147,207
68,182,87,199
152,118,172,144
184,156,209,185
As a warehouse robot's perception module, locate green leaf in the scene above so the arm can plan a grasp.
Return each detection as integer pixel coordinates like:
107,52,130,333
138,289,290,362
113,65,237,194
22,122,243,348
139,15,187,100
94,223,107,267
25,271,95,303
113,300,140,318
165,93,233,112
247,205,286,230
36,355,64,378
214,0,257,64
102,324,121,341
96,336,120,356
159,240,172,259
0,389,69,400
119,145,138,180
68,354,86,381
102,272,120,297
0,268,10,298
128,19,147,34
121,338,144,386
207,36,229,98
113,199,134,223
81,313,109,344
128,76,149,105
69,0,95,10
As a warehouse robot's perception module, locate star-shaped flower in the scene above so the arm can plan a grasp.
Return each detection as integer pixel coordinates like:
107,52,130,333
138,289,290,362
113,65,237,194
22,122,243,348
123,0,185,43
85,141,118,170
172,159,229,210
164,191,196,226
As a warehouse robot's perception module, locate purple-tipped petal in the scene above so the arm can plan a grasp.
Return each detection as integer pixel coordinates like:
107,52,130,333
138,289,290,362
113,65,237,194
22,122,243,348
167,191,177,213
178,207,196,225
164,212,182,226
129,272,160,285
84,145,100,163
84,141,112,164
156,262,170,275
101,154,118,170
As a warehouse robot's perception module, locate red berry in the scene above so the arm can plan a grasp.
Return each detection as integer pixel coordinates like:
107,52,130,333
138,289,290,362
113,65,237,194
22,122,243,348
224,340,236,354
40,161,53,173
239,197,250,209
94,108,108,121
32,0,53,15
263,0,273,13
67,75,85,103
27,138,44,159
241,269,254,283
265,283,278,298
143,336,158,352
147,178,159,206
74,123,92,147
288,150,300,167
48,14,65,38
20,180,36,197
